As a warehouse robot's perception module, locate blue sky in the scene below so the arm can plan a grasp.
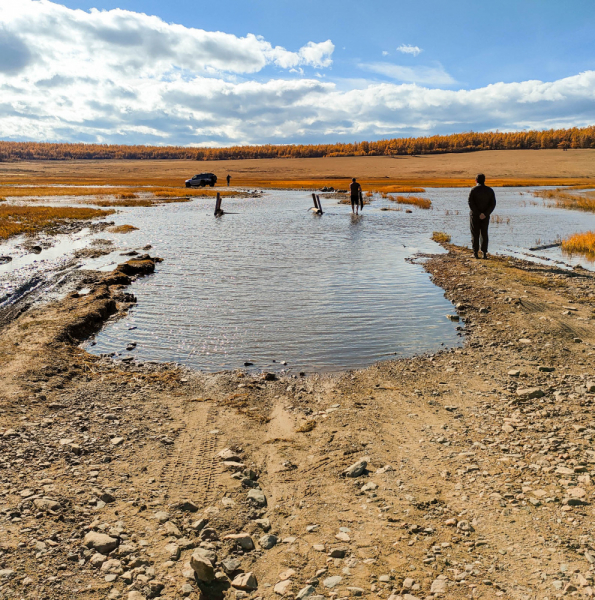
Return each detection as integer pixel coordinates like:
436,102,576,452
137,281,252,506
1,0,594,146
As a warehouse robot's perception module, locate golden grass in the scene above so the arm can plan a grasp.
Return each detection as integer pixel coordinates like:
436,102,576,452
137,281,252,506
561,232,595,260
118,192,138,199
431,231,451,243
0,205,114,240
107,224,139,233
533,188,595,212
390,196,432,209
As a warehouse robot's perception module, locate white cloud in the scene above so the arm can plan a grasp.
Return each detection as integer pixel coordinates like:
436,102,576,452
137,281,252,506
359,62,455,85
382,51,389,56
0,1,334,77
397,44,422,56
0,2,594,146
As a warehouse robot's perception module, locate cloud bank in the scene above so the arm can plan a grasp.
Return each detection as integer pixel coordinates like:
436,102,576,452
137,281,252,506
0,1,594,146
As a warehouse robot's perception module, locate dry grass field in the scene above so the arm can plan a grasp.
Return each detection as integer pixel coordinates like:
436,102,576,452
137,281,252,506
1,149,595,189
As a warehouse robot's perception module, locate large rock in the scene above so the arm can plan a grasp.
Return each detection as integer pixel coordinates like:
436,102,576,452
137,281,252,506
190,552,215,582
84,531,118,555
274,580,292,595
323,576,342,588
218,448,242,462
232,572,258,591
221,557,242,575
342,459,367,478
192,547,217,564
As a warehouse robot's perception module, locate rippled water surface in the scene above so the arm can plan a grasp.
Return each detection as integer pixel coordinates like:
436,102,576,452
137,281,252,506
87,191,465,371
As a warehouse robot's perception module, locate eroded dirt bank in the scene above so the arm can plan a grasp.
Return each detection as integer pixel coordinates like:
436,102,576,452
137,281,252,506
2,247,595,600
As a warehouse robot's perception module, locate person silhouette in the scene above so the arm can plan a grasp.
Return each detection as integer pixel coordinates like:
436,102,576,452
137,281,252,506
226,174,231,186
349,178,362,215
468,173,496,259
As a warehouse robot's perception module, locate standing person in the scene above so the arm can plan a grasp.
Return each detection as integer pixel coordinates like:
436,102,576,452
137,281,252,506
468,173,496,259
226,174,231,186
350,177,362,215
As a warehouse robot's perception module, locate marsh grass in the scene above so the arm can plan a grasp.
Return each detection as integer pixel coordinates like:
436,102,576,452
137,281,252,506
389,196,432,209
533,188,595,212
107,224,139,233
0,205,114,240
561,232,595,260
431,231,451,243
491,214,511,224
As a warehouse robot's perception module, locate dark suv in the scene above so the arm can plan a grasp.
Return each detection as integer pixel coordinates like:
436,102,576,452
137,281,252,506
185,173,217,187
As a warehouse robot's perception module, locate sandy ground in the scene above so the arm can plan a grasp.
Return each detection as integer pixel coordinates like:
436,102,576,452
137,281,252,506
2,243,595,600
1,150,595,188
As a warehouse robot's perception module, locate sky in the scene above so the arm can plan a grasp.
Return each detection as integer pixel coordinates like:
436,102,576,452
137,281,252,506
1,0,594,147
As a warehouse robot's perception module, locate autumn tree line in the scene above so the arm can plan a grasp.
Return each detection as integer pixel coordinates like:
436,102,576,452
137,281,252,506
1,126,594,161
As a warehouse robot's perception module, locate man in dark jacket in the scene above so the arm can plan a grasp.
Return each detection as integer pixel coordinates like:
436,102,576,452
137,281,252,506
350,178,362,215
468,174,496,259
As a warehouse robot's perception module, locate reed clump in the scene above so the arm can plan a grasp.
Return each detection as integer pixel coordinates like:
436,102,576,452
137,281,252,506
431,231,451,243
561,232,595,260
118,192,138,199
533,188,595,212
390,196,432,209
107,224,139,233
0,205,114,240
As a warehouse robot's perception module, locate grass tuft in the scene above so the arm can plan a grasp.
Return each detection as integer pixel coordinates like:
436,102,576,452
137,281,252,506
390,196,432,209
431,231,451,243
561,232,595,260
107,224,139,233
533,188,595,212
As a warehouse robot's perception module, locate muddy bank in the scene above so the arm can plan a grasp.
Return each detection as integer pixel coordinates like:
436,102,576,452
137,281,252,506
2,247,595,599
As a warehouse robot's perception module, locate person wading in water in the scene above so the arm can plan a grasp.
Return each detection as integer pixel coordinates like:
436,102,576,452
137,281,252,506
468,173,496,259
226,174,231,186
350,177,362,215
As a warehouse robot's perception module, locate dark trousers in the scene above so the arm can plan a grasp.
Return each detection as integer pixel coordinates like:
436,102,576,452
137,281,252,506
470,213,489,254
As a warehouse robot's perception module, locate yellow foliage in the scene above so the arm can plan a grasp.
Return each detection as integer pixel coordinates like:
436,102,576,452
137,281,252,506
107,224,139,233
0,205,114,240
561,231,595,260
431,231,451,243
390,196,432,209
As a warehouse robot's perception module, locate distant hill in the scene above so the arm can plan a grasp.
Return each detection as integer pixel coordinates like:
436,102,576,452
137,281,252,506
1,126,594,161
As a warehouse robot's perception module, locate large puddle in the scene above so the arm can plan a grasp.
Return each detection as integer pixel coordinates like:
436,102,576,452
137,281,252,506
4,187,595,373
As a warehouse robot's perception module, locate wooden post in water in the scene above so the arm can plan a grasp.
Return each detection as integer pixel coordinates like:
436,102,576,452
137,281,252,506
316,194,323,214
311,193,323,215
214,192,223,217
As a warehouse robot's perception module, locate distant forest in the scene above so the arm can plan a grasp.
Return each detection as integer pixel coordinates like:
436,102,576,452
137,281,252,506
1,126,594,161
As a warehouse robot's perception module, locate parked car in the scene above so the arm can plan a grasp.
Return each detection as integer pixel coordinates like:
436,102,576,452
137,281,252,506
185,173,217,187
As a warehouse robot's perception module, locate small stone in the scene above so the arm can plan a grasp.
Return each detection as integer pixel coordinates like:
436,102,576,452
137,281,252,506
347,588,364,597
191,518,208,531
538,366,555,372
190,552,215,583
312,544,325,552
224,533,255,551
181,583,194,596
247,489,267,506
329,547,347,558
279,569,297,580
259,534,278,549
335,531,350,541
508,369,520,377
218,448,242,462
84,531,118,555
343,458,367,477
232,572,258,591
255,518,271,531
128,593,145,600
221,557,242,575
174,500,199,512
33,498,61,512
111,437,124,446
155,511,170,523
164,543,180,560
323,575,342,588
430,578,448,594
516,387,544,399
297,585,316,599
274,580,293,595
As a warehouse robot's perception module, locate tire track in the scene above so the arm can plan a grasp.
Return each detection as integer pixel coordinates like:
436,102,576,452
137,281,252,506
161,403,221,507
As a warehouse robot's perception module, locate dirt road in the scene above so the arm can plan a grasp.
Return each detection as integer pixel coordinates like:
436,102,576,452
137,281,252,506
2,246,595,600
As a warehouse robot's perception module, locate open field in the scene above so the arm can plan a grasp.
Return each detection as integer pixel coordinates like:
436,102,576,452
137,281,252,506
1,149,595,190
3,247,595,598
